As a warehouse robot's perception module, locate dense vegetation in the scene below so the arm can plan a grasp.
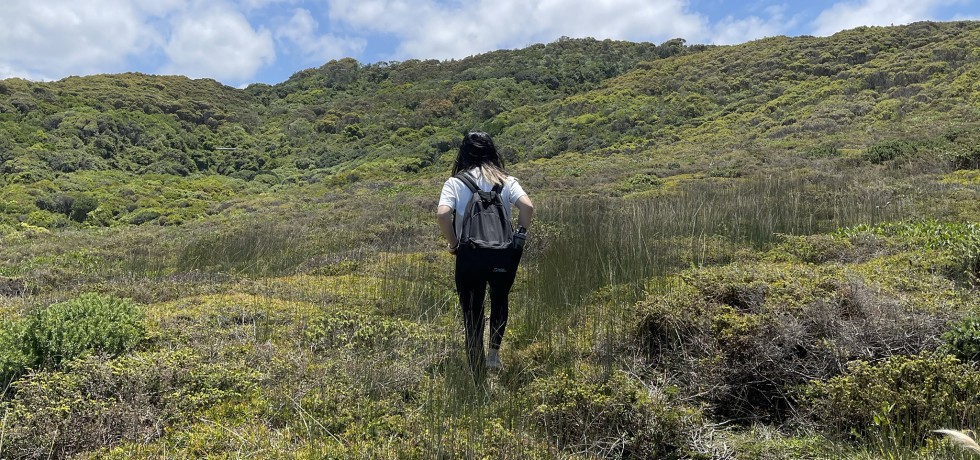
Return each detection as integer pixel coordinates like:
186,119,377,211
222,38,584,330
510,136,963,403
1,21,979,459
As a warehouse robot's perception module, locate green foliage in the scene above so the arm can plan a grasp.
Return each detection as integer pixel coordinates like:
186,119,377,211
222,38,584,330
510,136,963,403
803,143,841,159
803,353,980,446
0,21,979,460
637,254,956,423
942,316,980,362
723,426,836,460
2,294,144,389
303,309,429,352
838,220,980,286
623,172,664,192
862,139,919,163
68,193,99,222
525,370,700,459
176,219,312,275
0,350,256,458
23,293,144,369
769,233,855,264
0,319,30,390
943,129,980,170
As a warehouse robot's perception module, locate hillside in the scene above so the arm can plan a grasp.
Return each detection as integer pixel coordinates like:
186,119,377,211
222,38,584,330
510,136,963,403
0,21,979,459
2,23,979,231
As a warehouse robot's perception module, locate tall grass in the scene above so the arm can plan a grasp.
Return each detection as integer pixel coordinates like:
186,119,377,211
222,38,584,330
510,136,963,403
366,173,915,457
0,171,928,458
514,174,909,343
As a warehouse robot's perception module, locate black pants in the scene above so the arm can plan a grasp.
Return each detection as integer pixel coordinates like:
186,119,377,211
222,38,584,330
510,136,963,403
455,247,522,372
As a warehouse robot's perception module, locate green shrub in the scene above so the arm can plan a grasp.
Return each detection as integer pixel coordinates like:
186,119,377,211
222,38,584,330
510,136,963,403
862,139,918,164
768,233,855,264
625,173,664,191
637,263,949,423
802,144,840,159
948,145,980,170
524,370,699,459
724,425,836,460
945,130,980,170
0,319,30,390
837,220,980,286
22,293,144,369
304,309,428,352
1,350,256,459
69,193,99,222
127,208,162,225
393,416,553,460
942,316,980,362
802,353,980,446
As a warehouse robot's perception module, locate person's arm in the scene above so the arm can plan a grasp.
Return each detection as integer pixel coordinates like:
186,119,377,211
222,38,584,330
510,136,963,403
515,195,534,230
436,205,458,254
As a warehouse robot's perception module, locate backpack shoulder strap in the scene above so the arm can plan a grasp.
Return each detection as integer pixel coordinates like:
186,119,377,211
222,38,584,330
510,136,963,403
455,172,505,196
454,172,480,193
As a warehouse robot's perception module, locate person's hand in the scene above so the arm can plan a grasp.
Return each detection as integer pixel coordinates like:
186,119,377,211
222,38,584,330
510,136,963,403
447,242,459,255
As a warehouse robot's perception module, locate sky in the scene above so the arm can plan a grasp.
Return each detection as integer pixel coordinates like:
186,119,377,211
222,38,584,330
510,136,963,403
0,0,978,88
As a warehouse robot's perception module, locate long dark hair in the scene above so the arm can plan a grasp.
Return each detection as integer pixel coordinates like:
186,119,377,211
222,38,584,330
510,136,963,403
452,131,507,185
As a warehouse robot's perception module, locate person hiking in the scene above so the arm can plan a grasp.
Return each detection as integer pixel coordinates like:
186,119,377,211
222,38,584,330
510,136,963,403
436,131,534,375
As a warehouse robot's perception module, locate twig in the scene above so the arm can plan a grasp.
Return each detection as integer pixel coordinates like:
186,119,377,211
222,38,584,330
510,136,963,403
287,395,345,446
0,409,6,456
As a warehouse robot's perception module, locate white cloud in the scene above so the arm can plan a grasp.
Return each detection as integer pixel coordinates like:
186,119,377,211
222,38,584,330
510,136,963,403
275,8,365,63
0,0,168,80
162,3,276,82
328,0,708,61
2,0,975,84
132,0,186,16
710,16,782,44
812,0,964,36
709,5,796,45
237,0,300,11
0,63,50,82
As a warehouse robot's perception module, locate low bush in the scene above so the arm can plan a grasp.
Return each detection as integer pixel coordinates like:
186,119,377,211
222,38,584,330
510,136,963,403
23,293,144,369
942,315,980,362
768,233,855,264
0,320,30,390
802,353,980,446
304,309,431,352
0,350,256,459
636,263,948,423
303,307,453,400
838,220,980,287
862,139,918,164
397,416,553,460
802,144,841,159
0,293,144,388
945,130,980,170
524,370,701,459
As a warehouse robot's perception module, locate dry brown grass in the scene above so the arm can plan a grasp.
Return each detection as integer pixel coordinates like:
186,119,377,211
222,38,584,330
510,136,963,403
934,430,980,456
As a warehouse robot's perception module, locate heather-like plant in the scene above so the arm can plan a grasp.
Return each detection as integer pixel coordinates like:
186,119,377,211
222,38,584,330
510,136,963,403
803,353,980,446
22,293,144,369
943,316,980,362
525,371,700,459
0,320,29,391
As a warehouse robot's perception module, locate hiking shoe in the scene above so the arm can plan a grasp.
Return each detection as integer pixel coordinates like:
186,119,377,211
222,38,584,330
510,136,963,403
486,349,502,370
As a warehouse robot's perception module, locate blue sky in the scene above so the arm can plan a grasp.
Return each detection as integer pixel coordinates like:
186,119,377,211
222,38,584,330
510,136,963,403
1,0,978,88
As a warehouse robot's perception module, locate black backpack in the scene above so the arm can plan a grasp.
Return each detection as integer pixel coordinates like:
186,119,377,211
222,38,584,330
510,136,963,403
454,172,513,250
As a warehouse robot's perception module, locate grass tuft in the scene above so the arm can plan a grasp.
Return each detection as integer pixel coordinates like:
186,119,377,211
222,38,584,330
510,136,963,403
934,429,980,456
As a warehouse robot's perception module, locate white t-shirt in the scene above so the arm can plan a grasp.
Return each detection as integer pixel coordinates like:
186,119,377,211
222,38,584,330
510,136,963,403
438,168,527,238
